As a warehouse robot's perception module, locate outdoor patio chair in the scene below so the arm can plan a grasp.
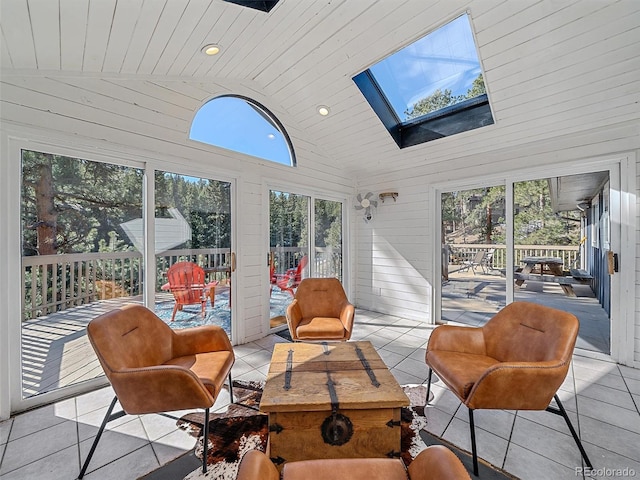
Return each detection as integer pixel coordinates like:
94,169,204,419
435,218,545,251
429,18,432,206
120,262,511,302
424,301,592,475
458,250,486,275
78,304,235,478
286,277,355,341
272,255,308,297
162,261,218,321
236,446,471,480
482,248,495,273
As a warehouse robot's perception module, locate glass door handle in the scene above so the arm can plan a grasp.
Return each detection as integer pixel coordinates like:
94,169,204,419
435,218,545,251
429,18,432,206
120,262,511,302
231,252,236,272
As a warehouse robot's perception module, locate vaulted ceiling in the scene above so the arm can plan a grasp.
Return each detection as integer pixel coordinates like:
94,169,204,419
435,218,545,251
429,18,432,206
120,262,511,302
1,0,638,180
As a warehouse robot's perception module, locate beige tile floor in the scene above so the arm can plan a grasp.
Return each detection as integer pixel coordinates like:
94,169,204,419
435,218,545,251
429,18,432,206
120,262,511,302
1,309,639,479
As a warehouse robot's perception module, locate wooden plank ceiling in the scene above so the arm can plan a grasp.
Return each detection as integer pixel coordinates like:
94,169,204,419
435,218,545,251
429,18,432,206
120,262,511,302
1,0,638,180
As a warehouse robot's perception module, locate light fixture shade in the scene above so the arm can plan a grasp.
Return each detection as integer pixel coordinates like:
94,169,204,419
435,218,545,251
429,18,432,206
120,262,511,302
202,44,221,55
317,105,330,116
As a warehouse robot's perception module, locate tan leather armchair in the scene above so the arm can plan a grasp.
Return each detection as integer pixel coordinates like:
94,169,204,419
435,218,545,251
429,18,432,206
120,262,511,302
425,301,592,475
286,277,355,341
78,304,235,478
236,446,471,480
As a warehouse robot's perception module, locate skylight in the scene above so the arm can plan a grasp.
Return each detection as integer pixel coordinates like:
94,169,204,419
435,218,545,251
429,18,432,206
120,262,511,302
353,13,493,148
189,95,296,167
222,0,280,13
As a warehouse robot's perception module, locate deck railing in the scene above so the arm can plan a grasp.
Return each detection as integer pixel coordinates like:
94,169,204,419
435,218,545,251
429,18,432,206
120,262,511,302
21,246,341,320
22,251,144,320
448,244,579,271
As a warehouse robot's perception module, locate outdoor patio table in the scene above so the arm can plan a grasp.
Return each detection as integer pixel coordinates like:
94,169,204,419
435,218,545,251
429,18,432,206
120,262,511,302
520,257,564,276
514,257,579,296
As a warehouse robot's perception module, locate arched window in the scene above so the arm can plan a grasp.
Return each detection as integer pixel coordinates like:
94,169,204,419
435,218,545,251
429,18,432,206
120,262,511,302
189,95,296,167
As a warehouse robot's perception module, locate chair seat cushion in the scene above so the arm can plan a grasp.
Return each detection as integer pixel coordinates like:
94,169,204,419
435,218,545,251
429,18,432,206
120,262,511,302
296,317,346,340
166,351,234,398
427,351,500,401
282,457,408,480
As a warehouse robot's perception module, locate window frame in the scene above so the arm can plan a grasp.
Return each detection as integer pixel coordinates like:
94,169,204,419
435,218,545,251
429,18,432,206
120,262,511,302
352,13,494,149
189,94,297,167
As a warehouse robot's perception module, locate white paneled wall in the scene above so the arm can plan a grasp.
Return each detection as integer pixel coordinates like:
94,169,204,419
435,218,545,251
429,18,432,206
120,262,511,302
354,182,432,322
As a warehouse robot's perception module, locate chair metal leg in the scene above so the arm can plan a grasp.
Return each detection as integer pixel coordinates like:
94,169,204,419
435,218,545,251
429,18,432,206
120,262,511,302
425,368,433,406
547,394,593,470
78,396,125,479
228,372,234,402
202,407,210,474
469,408,479,476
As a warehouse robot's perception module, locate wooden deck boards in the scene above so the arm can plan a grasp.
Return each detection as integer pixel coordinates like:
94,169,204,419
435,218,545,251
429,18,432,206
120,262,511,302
20,297,144,397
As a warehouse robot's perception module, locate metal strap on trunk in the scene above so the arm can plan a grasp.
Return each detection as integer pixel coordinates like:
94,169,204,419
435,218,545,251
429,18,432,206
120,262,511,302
355,344,380,387
326,372,339,413
284,348,293,390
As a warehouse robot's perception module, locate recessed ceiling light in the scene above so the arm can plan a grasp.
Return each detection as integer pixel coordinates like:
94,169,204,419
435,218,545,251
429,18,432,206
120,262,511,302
202,44,221,56
317,105,330,116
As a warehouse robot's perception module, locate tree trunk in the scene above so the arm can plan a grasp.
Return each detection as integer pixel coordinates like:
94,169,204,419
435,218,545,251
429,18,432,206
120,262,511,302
35,155,57,255
485,204,492,243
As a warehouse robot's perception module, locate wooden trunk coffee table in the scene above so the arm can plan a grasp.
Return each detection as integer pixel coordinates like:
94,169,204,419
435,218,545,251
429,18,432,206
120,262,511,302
259,341,409,469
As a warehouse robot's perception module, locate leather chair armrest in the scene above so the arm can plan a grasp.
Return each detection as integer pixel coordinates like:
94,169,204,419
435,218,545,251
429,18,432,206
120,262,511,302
339,302,355,340
286,299,303,340
237,450,279,480
110,365,214,414
172,325,233,357
407,445,471,480
427,325,486,355
466,360,570,410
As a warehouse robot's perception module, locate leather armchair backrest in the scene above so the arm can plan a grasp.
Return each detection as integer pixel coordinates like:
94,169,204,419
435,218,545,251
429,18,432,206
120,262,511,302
294,278,348,318
482,301,579,363
87,304,174,375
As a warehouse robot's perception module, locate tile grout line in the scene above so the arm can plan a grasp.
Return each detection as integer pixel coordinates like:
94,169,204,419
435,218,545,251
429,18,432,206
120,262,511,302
502,409,517,471
75,396,82,477
617,364,640,416
0,418,14,473
570,360,587,480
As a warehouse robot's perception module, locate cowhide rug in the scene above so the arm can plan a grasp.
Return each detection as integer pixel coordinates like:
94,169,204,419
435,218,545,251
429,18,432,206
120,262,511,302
175,381,429,480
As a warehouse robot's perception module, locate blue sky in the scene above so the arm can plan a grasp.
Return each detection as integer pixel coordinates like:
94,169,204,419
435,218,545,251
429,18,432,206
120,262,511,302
369,14,482,121
189,96,292,166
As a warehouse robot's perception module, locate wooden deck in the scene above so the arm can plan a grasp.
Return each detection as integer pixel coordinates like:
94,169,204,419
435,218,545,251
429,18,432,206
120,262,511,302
20,288,262,399
20,292,233,398
21,297,143,398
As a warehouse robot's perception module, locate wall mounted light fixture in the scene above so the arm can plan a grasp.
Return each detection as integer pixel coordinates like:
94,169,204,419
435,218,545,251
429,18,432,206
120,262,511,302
379,192,398,203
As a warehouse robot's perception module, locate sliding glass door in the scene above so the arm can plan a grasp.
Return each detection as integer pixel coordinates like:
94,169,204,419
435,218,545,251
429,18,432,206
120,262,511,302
153,171,233,337
20,150,144,398
440,185,506,325
512,173,611,354
18,149,235,405
438,167,617,356
268,190,343,330
269,191,309,329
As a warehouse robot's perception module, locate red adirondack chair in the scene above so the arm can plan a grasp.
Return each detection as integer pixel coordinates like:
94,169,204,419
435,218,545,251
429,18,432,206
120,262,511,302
162,262,218,321
272,255,309,297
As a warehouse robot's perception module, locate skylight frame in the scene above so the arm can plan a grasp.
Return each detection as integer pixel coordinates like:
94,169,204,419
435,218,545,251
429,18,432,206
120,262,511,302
353,13,494,149
221,0,280,13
